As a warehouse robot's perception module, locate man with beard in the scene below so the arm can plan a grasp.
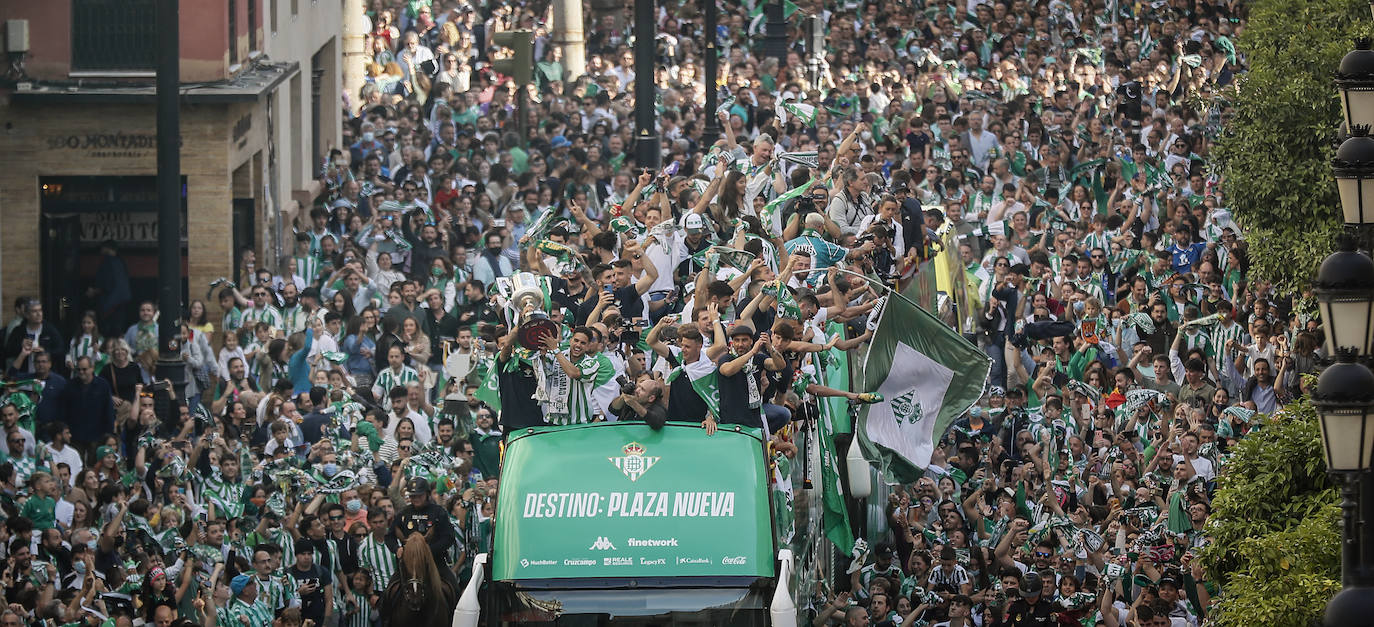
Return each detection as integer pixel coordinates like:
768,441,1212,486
1241,357,1281,414
279,282,309,335
494,322,545,430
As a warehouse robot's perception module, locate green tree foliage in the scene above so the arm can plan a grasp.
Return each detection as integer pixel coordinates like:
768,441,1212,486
1200,399,1339,627
1214,0,1369,292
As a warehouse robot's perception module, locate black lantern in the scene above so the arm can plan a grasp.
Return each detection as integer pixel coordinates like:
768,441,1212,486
1336,126,1374,227
1339,39,1374,130
1314,350,1374,472
1315,238,1374,356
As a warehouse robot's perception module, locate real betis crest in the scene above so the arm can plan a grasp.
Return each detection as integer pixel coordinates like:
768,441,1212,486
609,442,660,482
891,387,924,426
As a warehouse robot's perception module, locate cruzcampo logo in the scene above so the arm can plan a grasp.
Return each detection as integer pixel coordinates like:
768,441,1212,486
609,442,660,482
892,388,923,426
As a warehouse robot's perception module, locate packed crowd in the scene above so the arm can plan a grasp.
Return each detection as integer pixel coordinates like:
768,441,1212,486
0,0,1275,624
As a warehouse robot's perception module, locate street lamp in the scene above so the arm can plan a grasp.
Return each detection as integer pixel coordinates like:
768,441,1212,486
1335,126,1374,226
1314,324,1374,616
1338,39,1374,130
1324,38,1374,627
1315,351,1374,473
1314,238,1374,356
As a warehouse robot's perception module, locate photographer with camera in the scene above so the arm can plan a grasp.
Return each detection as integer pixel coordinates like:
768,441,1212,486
609,376,667,430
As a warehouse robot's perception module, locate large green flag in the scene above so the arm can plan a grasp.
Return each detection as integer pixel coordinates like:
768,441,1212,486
819,322,855,551
856,294,990,483
474,359,502,412
666,352,721,416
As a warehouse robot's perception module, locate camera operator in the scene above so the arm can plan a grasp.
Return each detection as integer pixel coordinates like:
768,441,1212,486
856,224,899,282
609,377,668,430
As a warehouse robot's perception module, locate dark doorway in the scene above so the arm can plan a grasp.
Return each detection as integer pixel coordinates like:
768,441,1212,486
232,198,256,286
38,176,188,337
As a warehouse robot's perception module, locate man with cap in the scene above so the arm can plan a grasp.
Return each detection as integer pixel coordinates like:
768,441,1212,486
1004,570,1054,626
288,541,332,626
674,213,713,280
219,572,274,627
387,476,460,594
716,323,788,433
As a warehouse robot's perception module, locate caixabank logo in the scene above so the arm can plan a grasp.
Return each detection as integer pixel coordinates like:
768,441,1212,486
609,441,659,481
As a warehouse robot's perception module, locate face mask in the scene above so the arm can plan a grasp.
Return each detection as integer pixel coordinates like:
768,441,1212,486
362,132,375,142
250,497,267,508
346,499,363,513
86,539,97,550
1073,300,1086,313
73,561,86,575
431,266,445,277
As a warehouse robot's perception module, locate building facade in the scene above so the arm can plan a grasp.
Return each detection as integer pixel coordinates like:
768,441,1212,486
0,0,341,334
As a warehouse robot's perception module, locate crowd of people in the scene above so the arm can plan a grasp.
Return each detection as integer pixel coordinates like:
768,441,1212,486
0,0,1281,625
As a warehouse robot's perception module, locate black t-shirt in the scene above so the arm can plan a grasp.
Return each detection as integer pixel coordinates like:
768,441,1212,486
717,352,767,426
496,353,545,429
613,285,644,320
290,563,328,618
664,352,709,422
762,360,794,403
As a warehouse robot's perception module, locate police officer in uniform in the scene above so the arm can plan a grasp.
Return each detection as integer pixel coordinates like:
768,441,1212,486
1005,571,1055,626
387,476,462,596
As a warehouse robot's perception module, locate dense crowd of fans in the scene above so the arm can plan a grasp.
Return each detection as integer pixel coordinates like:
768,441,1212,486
0,0,1280,624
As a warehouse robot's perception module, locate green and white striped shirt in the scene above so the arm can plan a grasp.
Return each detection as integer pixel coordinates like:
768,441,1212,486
67,334,104,367
195,470,245,520
1211,320,1247,374
280,305,310,336
546,353,600,426
356,535,397,592
217,597,274,627
254,572,293,611
295,255,323,288
242,305,284,335
343,593,375,627
223,307,245,337
372,366,420,410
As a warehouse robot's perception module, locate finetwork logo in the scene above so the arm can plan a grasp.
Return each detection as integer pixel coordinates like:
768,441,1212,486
609,442,660,482
588,536,617,551
627,537,679,547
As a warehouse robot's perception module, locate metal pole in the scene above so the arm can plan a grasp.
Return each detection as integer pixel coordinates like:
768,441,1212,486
155,0,187,408
701,0,720,147
1364,470,1374,583
633,0,660,171
763,1,787,63
551,0,587,81
517,85,529,150
1346,474,1363,586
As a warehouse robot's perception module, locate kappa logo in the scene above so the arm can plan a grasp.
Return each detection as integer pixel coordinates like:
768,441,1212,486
891,387,924,426
588,536,617,551
609,442,660,482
